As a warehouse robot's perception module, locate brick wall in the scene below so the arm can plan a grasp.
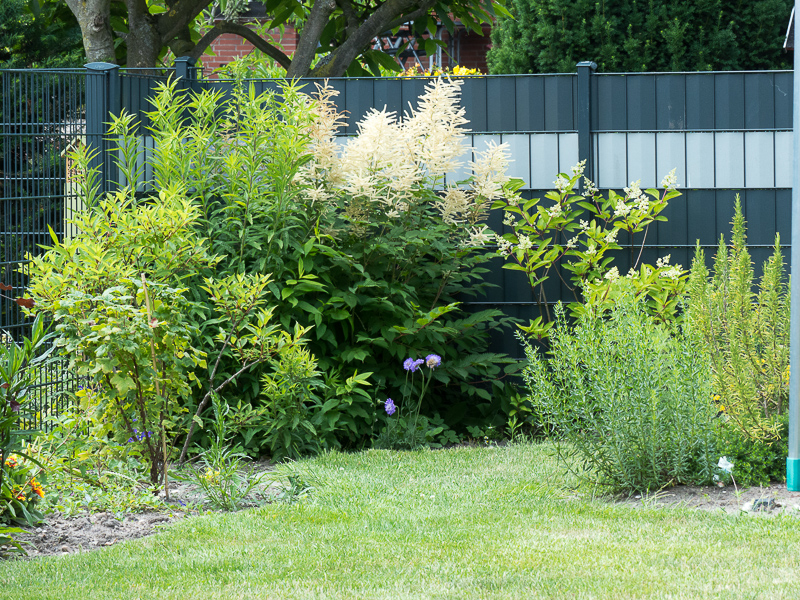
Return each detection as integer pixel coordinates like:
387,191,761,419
206,21,492,75
203,28,299,73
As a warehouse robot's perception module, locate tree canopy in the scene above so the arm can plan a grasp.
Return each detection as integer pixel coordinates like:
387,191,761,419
488,0,793,74
53,0,507,76
0,0,83,68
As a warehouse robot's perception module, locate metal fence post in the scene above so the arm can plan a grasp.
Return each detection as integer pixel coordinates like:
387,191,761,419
788,0,800,491
174,56,198,124
576,61,597,187
85,62,120,194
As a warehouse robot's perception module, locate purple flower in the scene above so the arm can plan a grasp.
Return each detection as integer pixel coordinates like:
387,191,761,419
403,358,424,372
127,428,152,443
384,398,396,416
425,354,442,369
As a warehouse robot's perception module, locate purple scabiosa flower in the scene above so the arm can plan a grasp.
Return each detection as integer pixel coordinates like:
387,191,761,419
403,358,425,372
425,354,442,369
384,398,397,416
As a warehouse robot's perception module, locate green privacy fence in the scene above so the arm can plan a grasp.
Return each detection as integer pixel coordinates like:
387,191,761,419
0,60,793,417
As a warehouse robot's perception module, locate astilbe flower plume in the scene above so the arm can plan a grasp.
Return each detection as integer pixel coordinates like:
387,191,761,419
295,78,514,250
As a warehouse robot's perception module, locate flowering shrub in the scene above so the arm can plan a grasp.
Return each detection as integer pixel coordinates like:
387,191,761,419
396,65,483,77
687,195,789,443
0,455,45,527
29,76,518,466
139,76,518,455
0,312,53,534
493,163,685,338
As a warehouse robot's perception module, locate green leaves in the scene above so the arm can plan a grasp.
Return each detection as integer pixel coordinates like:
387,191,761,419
494,163,685,336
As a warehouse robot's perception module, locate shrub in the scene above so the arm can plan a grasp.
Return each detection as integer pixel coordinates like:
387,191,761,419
717,414,788,487
522,291,717,493
686,194,789,443
142,77,519,452
493,164,685,339
0,313,54,528
28,76,519,462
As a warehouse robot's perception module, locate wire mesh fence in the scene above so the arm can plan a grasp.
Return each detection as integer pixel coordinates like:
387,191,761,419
0,68,86,429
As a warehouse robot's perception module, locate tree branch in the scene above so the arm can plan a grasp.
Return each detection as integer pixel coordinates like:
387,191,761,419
157,0,214,45
336,0,361,38
385,1,437,32
188,22,292,69
309,0,437,77
287,0,339,78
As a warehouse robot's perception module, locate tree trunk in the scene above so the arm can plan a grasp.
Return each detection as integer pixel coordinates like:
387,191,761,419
66,0,116,63
127,9,162,68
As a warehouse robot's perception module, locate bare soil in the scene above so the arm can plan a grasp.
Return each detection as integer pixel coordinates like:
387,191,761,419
614,481,800,515
8,463,281,559
8,475,800,559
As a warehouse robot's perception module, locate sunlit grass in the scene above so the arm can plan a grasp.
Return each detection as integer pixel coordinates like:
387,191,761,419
3,443,800,599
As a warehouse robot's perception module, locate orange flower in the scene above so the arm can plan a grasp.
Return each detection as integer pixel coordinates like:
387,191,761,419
29,479,44,498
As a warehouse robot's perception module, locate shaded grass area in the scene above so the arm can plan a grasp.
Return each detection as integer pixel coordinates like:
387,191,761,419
3,444,800,599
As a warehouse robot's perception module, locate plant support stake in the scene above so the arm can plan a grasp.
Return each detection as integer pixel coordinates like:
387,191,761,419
789,0,800,491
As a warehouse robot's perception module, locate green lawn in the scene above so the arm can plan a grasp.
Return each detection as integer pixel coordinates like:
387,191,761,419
2,444,800,599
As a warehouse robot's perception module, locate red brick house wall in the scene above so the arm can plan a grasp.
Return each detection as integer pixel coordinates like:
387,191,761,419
205,20,492,75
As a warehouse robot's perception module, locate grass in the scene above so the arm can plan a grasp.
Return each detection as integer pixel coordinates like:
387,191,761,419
2,443,800,599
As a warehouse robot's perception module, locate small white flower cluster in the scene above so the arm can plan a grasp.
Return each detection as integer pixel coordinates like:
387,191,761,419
604,229,619,245
495,235,514,255
624,180,643,201
565,236,578,249
469,140,511,203
518,235,533,251
656,255,683,279
604,266,620,281
623,179,650,211
613,199,631,218
583,177,598,195
661,168,678,190
554,174,570,192
571,160,587,177
661,265,683,280
547,203,563,219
